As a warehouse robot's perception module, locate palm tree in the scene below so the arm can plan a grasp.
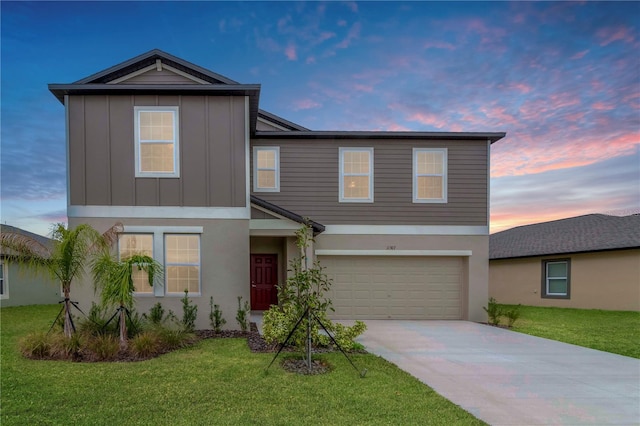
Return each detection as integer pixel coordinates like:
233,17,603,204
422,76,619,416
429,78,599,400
0,223,121,337
92,252,163,347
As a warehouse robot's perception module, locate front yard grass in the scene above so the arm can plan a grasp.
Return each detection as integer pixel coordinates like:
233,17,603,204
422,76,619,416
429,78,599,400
500,304,640,359
1,305,484,425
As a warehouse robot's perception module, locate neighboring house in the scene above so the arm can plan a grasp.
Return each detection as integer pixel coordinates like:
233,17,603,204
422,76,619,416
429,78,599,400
490,214,640,311
0,225,60,307
48,49,505,328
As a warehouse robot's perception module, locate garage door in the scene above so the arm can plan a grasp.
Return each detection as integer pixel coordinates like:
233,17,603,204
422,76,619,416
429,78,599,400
320,256,463,320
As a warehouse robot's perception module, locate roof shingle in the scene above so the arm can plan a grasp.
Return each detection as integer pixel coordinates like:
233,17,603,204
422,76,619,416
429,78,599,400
490,214,640,259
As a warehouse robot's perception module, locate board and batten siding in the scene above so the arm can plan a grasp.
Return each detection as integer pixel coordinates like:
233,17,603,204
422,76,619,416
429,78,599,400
250,138,488,226
68,95,247,208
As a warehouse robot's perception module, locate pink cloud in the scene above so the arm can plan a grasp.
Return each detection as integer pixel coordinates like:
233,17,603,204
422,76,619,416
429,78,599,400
570,50,589,60
336,22,361,49
406,112,449,129
597,26,635,46
306,56,316,64
592,102,615,111
337,19,347,27
353,84,373,93
344,1,358,13
293,99,321,111
424,41,456,50
284,44,297,61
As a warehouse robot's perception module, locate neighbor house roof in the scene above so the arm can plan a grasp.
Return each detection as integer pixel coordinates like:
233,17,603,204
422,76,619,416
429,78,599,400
0,224,54,256
490,214,640,260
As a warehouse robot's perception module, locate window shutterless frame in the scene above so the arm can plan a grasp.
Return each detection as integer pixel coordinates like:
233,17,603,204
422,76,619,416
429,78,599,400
253,146,280,192
339,147,374,203
134,106,180,178
541,258,571,299
118,234,155,295
164,234,201,295
413,148,447,203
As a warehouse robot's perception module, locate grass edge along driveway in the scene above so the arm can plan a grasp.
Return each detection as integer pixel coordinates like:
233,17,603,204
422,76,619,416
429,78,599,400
1,305,485,426
500,304,639,359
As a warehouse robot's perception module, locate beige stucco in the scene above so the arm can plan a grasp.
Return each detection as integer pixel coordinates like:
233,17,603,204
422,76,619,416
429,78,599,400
69,217,250,330
489,249,640,311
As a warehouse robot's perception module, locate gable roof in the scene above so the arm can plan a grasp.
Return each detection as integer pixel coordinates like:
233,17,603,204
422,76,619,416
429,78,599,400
490,214,640,260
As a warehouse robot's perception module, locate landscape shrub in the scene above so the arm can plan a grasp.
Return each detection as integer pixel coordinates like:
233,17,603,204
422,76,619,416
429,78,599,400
504,305,522,328
181,290,198,332
236,296,250,332
483,297,503,326
209,296,226,332
18,331,52,358
50,332,84,359
87,334,120,361
130,331,161,357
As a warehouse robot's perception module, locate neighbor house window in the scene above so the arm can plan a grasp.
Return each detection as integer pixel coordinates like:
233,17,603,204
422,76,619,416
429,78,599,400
413,148,447,203
165,234,200,295
118,234,154,294
339,147,374,202
134,106,179,178
0,261,6,299
253,147,280,192
542,259,570,298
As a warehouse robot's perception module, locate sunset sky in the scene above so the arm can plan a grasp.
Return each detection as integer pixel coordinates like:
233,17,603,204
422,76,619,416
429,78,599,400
2,1,638,237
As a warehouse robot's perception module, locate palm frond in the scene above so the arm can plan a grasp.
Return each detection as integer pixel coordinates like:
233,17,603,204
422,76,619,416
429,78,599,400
0,232,53,275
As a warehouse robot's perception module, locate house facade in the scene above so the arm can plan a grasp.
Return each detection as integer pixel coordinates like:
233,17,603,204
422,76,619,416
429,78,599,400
49,50,504,329
490,214,640,311
0,225,60,307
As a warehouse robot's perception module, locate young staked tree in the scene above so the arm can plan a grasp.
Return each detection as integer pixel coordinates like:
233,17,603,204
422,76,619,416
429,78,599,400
92,252,163,347
0,223,122,337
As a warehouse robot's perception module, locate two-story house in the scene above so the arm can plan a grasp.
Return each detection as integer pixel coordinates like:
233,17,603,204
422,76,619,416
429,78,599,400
49,50,504,329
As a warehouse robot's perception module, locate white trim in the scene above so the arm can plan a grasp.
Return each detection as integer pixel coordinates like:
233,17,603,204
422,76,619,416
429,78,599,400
253,146,280,192
134,106,180,178
0,261,8,300
322,225,488,235
123,226,203,234
107,62,210,85
68,205,249,219
65,95,71,209
250,204,289,221
164,233,202,296
161,63,210,84
316,250,472,257
487,139,491,227
339,147,374,203
413,148,448,203
257,116,289,131
156,59,162,72
245,97,251,215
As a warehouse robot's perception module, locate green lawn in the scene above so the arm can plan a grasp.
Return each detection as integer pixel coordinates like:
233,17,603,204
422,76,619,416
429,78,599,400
500,304,640,359
1,305,484,425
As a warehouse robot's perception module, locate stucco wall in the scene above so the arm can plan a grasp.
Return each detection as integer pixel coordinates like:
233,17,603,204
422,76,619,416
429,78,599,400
489,249,640,311
0,261,60,307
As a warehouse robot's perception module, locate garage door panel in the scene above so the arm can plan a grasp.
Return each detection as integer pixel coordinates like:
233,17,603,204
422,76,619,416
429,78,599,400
323,256,463,320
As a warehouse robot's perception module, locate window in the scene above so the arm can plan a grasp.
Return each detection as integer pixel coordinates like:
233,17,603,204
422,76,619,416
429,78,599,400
542,259,571,298
165,234,200,294
253,147,280,192
413,148,447,203
134,106,179,178
339,147,374,202
0,261,6,299
118,234,154,294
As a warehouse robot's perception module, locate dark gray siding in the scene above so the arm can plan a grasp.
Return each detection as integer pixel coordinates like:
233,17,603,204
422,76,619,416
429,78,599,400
118,69,199,85
68,95,246,207
251,138,488,226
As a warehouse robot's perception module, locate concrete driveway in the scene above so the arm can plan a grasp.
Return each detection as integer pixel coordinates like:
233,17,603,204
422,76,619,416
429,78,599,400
356,321,640,425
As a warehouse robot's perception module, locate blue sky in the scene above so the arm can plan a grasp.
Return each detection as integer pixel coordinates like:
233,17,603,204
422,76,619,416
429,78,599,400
1,1,638,236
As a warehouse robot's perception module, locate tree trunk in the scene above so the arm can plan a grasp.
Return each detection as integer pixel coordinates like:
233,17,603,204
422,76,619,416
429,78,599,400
63,286,73,338
119,305,128,348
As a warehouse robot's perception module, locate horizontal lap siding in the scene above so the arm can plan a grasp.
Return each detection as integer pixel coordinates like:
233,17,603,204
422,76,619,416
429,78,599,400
68,95,246,207
251,138,488,225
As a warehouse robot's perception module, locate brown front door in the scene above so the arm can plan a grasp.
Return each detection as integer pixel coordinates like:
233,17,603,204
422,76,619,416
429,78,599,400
250,254,278,310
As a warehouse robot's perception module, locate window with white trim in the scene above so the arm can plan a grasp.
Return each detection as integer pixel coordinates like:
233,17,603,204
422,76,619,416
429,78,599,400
0,261,6,299
253,147,280,192
542,259,570,298
134,106,179,178
413,148,447,203
339,147,374,202
118,234,154,294
165,234,201,295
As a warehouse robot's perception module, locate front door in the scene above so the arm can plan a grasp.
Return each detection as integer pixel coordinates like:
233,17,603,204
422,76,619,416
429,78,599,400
250,254,278,310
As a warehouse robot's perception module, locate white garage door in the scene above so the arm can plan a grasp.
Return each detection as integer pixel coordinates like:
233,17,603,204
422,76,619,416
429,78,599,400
320,256,463,320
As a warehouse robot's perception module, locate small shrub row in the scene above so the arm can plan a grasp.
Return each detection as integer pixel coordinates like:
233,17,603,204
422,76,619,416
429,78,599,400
483,297,521,328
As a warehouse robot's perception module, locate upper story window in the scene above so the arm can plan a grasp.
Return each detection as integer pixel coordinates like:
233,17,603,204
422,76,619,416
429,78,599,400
339,147,374,203
413,148,447,203
253,147,280,192
542,259,571,299
118,234,154,294
134,106,180,178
